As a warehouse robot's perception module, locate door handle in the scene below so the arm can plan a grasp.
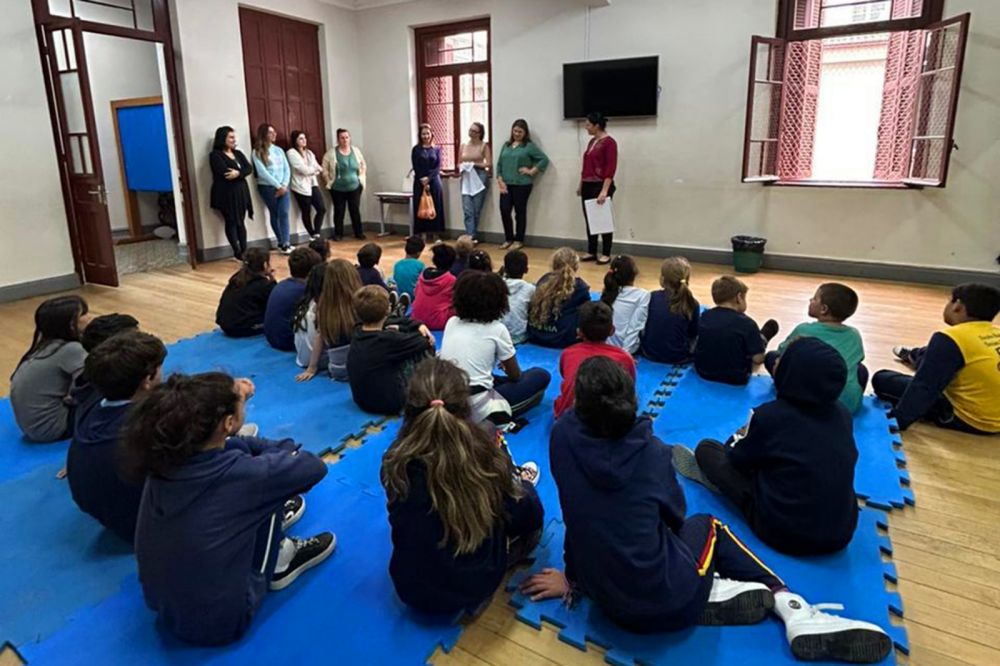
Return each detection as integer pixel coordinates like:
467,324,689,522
87,187,108,206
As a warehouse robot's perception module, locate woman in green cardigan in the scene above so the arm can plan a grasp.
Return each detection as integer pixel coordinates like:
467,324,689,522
495,119,549,249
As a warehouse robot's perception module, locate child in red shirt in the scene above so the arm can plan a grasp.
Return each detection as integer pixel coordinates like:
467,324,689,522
554,301,636,418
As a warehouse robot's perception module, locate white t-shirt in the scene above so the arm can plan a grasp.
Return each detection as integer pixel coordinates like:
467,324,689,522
294,301,319,368
439,317,516,388
608,285,651,355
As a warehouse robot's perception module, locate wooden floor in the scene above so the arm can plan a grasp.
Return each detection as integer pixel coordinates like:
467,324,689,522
1,236,997,666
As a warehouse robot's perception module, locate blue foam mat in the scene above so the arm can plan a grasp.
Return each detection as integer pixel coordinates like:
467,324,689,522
652,371,914,510
0,400,68,484
18,474,463,665
0,463,136,648
164,331,385,456
507,482,908,666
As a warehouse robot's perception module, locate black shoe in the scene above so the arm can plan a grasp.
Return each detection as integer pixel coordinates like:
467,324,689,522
760,319,780,342
388,290,399,314
354,233,366,240
396,292,411,316
282,495,305,530
270,532,337,591
332,235,343,242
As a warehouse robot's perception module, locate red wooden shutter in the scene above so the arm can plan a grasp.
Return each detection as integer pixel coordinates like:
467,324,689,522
742,37,786,182
777,40,822,180
904,13,970,187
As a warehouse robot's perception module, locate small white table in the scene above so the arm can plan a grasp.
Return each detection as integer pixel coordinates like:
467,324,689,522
373,191,413,236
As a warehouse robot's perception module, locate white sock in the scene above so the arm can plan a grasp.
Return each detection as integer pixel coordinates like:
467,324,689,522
275,537,297,573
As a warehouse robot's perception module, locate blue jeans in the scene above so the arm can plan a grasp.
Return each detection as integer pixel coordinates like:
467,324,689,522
258,185,291,247
494,367,551,417
461,169,489,237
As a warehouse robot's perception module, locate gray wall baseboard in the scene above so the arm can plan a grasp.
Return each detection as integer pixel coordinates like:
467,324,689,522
0,273,82,304
194,222,997,287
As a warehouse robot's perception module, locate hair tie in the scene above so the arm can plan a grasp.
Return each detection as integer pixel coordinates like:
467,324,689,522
679,278,688,285
429,399,445,408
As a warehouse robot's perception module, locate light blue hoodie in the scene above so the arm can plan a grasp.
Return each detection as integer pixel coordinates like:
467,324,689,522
252,145,290,189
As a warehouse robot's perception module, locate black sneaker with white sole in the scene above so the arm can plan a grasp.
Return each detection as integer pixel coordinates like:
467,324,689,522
760,319,780,343
269,532,336,591
282,495,305,530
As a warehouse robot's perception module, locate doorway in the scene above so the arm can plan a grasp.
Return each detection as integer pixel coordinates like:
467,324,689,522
31,0,198,287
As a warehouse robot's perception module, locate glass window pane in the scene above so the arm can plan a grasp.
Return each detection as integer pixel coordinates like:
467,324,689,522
52,30,69,72
66,29,77,70
74,0,135,29
820,0,891,28
474,73,489,101
459,74,473,102
424,37,442,67
48,0,72,18
69,136,84,174
444,33,472,50
59,72,86,134
79,134,92,174
473,30,488,61
442,47,472,65
460,102,489,142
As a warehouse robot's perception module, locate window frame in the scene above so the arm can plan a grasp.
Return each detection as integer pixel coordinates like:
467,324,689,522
414,18,492,176
776,0,945,41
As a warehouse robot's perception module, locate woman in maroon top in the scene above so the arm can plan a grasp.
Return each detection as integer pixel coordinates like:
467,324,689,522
577,112,618,265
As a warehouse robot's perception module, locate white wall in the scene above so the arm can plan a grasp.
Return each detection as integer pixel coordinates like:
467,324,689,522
0,2,78,289
171,0,364,254
354,0,1000,273
83,32,163,233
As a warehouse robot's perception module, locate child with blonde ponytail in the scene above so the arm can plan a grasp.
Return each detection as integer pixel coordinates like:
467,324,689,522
527,247,591,348
381,358,544,614
641,257,701,363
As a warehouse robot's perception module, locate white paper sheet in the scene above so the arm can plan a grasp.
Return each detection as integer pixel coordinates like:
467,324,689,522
584,198,615,235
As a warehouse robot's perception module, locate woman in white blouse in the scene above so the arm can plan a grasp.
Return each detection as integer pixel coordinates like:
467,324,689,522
287,130,326,240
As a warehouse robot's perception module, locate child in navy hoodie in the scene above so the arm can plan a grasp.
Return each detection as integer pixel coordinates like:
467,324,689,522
67,331,166,544
382,357,544,615
677,337,859,555
522,357,889,663
126,372,335,646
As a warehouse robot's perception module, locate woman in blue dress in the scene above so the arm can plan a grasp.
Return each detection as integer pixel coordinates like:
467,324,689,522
411,123,445,242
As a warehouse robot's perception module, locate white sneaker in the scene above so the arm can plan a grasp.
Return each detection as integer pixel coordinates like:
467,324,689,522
237,423,259,437
699,575,773,625
517,462,541,487
891,346,912,364
774,592,892,663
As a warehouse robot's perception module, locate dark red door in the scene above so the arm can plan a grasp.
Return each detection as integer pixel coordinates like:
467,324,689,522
43,21,118,286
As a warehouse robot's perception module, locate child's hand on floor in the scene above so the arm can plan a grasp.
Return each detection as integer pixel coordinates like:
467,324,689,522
519,568,570,602
234,378,256,400
295,368,317,383
419,325,435,348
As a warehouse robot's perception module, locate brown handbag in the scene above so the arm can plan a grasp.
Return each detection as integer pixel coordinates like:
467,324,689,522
417,184,436,220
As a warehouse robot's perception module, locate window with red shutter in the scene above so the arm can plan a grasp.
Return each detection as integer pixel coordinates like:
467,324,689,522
415,20,492,175
742,0,969,188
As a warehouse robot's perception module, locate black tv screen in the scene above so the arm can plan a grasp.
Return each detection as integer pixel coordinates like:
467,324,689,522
563,56,659,119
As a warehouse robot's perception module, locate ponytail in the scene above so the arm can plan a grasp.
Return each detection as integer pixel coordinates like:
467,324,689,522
529,247,579,328
659,257,698,320
600,255,637,307
229,247,269,288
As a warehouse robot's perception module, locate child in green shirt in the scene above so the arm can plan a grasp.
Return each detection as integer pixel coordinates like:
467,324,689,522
765,283,867,413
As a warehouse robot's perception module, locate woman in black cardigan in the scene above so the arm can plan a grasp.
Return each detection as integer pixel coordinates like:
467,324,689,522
209,126,254,260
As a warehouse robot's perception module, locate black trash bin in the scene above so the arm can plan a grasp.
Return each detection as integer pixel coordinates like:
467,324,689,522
731,235,767,274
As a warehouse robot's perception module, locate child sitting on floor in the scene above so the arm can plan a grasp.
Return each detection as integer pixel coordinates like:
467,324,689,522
641,257,700,364
356,242,390,291
467,249,493,272
440,271,551,424
873,283,1000,435
68,331,167,544
392,235,425,300
264,247,323,352
450,234,475,276
292,263,325,369
70,313,140,404
527,247,591,348
296,259,361,382
500,249,535,345
127,372,334,646
554,301,636,418
522,357,890,664
601,255,650,355
308,237,330,262
767,283,866,414
216,248,276,338
675,337,859,555
382,357,544,616
348,285,436,415
695,275,778,385
411,244,458,331
10,295,91,442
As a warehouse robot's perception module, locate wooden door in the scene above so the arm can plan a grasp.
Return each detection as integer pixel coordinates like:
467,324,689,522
42,21,118,286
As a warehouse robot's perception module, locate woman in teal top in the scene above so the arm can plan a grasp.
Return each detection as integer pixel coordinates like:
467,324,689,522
321,129,368,240
495,119,549,249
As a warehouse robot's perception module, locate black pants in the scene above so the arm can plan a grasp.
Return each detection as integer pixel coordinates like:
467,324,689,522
293,187,327,237
499,184,532,242
581,180,615,257
220,210,248,260
871,369,987,435
695,439,755,519
331,186,363,239
765,350,869,389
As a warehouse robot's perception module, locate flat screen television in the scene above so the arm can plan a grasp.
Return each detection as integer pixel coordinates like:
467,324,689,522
563,56,659,119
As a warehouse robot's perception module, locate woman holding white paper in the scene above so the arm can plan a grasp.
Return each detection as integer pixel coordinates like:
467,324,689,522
577,112,618,265
459,122,491,242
